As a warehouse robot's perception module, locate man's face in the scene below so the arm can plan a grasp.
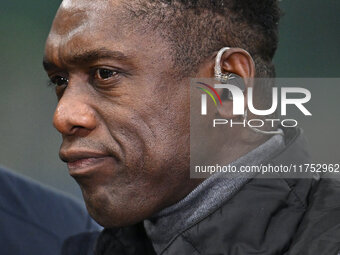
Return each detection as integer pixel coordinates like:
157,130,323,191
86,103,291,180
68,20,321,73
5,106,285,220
44,0,197,227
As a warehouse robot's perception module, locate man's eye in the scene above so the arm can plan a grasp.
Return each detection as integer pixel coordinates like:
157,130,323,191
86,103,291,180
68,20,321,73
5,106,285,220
50,76,68,86
95,69,117,80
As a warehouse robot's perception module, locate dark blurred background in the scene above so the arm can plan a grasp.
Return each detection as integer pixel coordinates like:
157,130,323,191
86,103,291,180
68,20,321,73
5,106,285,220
0,0,339,200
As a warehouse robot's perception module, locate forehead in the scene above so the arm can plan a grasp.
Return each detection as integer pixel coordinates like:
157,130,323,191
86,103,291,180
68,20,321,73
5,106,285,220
53,0,128,33
44,0,162,67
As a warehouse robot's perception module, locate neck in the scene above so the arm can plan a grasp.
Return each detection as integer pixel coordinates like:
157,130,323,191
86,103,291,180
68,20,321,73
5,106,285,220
144,133,286,254
211,125,271,167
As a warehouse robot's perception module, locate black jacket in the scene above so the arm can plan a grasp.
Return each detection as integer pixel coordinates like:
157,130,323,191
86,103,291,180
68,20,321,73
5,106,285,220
63,127,340,255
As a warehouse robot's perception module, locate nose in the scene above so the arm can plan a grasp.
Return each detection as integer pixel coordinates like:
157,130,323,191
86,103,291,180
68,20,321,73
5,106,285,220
53,89,97,136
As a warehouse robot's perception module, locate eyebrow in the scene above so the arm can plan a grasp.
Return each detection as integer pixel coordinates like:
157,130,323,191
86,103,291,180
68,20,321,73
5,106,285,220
43,48,131,71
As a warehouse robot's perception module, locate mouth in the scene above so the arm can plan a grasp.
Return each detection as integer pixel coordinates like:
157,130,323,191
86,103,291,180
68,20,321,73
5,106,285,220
60,151,114,177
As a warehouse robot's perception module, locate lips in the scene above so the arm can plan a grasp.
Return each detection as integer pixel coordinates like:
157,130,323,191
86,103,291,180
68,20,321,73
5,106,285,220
60,150,113,177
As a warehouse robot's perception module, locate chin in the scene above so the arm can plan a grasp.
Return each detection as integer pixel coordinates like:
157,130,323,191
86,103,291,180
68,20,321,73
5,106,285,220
87,207,126,228
81,187,147,228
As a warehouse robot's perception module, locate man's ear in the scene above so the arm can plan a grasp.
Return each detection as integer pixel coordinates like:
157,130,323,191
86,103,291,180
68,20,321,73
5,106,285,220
219,48,255,79
197,48,255,119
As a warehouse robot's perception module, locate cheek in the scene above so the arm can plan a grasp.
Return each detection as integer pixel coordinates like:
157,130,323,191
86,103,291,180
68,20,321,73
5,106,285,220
99,91,189,174
95,78,189,169
142,96,190,172
98,98,157,170
80,86,191,226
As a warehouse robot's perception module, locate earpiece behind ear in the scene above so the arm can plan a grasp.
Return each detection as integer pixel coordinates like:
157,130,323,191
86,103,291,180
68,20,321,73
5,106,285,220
214,46,255,82
214,47,252,102
214,47,231,83
212,47,283,136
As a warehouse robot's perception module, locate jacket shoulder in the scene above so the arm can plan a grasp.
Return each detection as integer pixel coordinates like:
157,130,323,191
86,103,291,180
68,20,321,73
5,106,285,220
0,166,99,255
287,177,340,255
